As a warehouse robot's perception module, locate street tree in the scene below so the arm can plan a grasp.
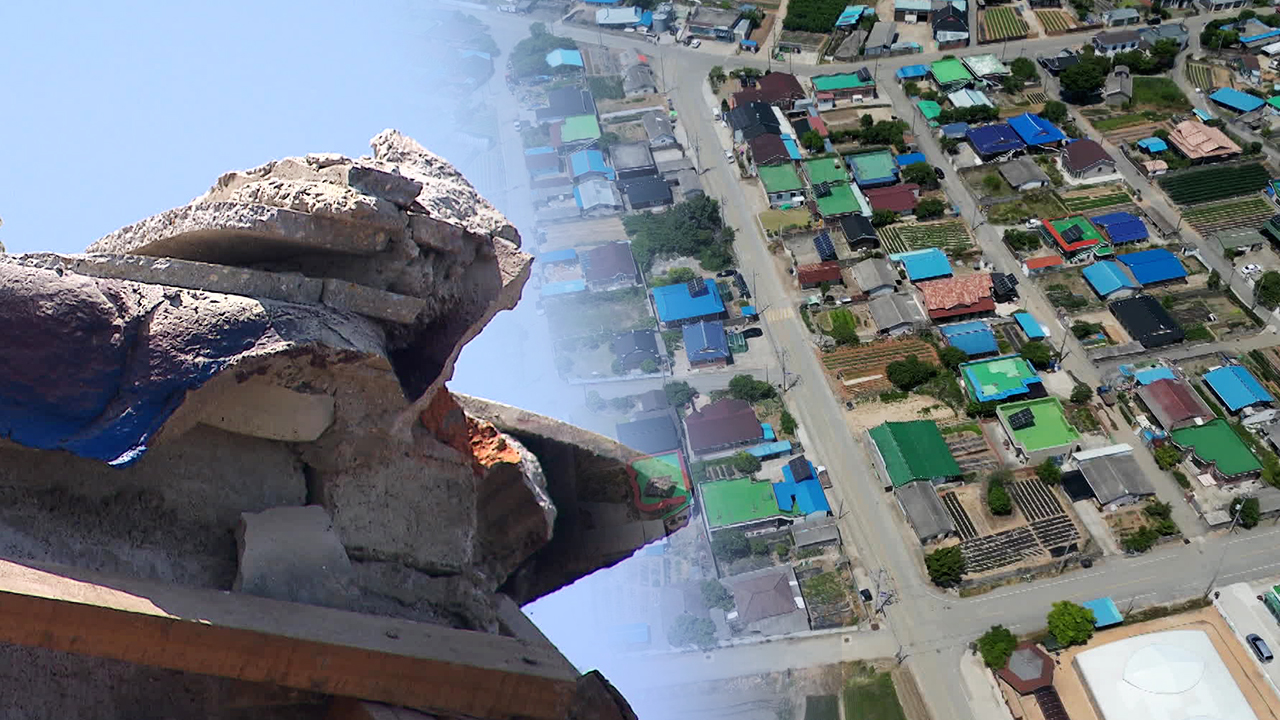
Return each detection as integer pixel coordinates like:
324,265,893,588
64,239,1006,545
1020,340,1054,370
664,380,696,407
667,613,718,649
729,374,776,402
1153,444,1182,470
977,625,1018,668
700,580,734,611
939,346,969,371
780,410,798,436
925,545,965,587
1036,458,1061,484
1260,272,1280,309
1231,496,1261,529
1070,384,1093,404
1047,601,1096,646
902,162,939,190
1040,100,1069,124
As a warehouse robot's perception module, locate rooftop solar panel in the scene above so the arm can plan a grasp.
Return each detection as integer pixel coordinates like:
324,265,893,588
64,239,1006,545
815,232,837,261
1008,408,1036,430
687,277,708,297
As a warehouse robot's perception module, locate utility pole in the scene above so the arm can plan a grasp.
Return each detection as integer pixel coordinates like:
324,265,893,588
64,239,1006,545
1204,500,1244,598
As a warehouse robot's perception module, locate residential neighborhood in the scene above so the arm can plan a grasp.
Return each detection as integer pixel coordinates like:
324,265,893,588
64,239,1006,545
438,1,1280,719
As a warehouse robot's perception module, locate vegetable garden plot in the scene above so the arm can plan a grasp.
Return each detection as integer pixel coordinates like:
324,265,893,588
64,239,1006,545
1034,10,1077,33
1158,163,1270,205
879,221,973,256
1182,195,1275,233
981,8,1028,41
1186,62,1214,92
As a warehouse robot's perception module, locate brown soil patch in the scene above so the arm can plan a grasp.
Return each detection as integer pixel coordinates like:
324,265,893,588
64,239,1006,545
819,337,940,398
842,395,959,434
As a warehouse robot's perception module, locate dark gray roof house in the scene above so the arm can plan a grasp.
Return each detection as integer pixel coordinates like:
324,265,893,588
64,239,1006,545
616,412,682,455
642,111,678,148
536,87,596,123
612,330,660,371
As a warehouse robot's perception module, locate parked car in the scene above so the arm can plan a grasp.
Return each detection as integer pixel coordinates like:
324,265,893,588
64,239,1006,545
724,149,734,161
1244,263,1262,274
742,328,764,339
1147,15,1162,24
934,167,946,180
690,39,702,48
716,269,737,277
1025,219,1043,229
1247,634,1273,663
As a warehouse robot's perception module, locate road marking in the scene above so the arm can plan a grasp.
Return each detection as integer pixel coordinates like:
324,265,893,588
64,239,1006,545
1129,554,1179,567
1230,527,1280,545
969,571,1108,602
762,306,795,322
1223,560,1280,581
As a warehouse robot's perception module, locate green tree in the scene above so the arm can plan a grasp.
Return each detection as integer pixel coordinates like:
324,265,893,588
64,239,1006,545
701,580,735,611
711,529,749,561
1041,100,1069,124
730,451,763,475
916,198,946,220
977,625,1018,668
871,209,899,227
902,162,939,190
653,266,698,286
801,130,824,152
1003,229,1042,252
1071,320,1102,339
1060,56,1108,101
1010,57,1039,81
1070,384,1093,404
780,410,798,436
1036,458,1062,484
728,374,776,402
1208,269,1222,290
1123,525,1159,553
1020,340,1054,370
1047,601,1096,646
1153,444,1182,470
925,545,966,587
939,346,969,371
830,318,861,346
664,380,696,406
983,174,1004,193
861,113,875,129
987,476,1013,516
708,65,727,91
904,80,921,97
1257,271,1280,309
1144,500,1172,521
886,354,938,391
1232,496,1262,529
640,358,658,373
667,613,718,649
586,390,606,412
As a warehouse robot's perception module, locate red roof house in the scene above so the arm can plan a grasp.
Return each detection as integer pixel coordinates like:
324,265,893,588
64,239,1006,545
1135,378,1214,430
731,72,807,110
684,399,763,455
797,261,844,289
917,273,994,320
864,184,921,214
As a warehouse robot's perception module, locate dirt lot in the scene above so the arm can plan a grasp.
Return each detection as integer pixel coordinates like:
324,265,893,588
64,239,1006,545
1038,271,1103,315
602,118,648,142
539,216,628,251
1071,308,1133,345
1051,610,1280,720
597,93,665,115
819,336,941,398
842,394,960,434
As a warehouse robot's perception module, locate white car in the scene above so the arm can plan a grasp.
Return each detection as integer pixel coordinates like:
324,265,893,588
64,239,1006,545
724,149,734,160
1025,219,1043,229
624,27,636,32
1244,263,1263,274
690,39,702,48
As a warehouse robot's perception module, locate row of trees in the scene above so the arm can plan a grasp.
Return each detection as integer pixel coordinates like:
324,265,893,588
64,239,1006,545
623,195,736,271
976,601,1098,669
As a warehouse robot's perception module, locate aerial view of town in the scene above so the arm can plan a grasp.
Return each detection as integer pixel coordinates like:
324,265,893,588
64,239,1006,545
13,0,1280,718
427,0,1280,717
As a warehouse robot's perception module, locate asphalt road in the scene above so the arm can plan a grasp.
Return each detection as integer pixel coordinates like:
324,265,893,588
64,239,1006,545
459,8,1280,718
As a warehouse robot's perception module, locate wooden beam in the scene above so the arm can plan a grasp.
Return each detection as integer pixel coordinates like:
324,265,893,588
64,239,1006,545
0,559,577,720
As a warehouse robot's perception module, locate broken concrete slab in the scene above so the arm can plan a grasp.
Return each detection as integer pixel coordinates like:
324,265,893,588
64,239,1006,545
348,165,424,209
321,278,426,325
86,202,394,264
198,379,336,442
235,505,356,609
224,178,407,230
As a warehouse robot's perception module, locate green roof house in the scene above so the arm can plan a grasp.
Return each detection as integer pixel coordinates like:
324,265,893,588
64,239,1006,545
803,157,849,185
916,100,942,127
867,421,962,489
815,182,865,218
1169,418,1262,481
930,58,974,89
758,164,805,207
700,477,795,531
559,114,602,144
996,397,1081,463
811,71,878,101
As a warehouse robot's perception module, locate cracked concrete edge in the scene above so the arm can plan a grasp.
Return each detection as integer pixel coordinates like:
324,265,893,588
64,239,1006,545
452,393,644,467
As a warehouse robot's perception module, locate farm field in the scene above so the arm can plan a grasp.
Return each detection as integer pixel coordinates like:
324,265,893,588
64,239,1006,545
1185,61,1231,93
1035,9,1079,33
987,190,1068,225
1024,91,1049,104
879,221,974,256
1159,163,1270,205
1061,189,1131,212
1182,195,1275,233
821,337,940,396
1131,77,1191,111
981,7,1028,41
1090,114,1149,132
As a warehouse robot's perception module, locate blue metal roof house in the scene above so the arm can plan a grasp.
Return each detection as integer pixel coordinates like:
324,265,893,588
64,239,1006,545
1008,113,1067,146
1014,311,1047,339
940,122,970,140
1136,137,1168,153
545,48,584,68
896,152,927,167
1134,367,1176,385
1204,365,1275,412
569,150,615,180
1082,598,1123,628
897,64,930,80
1083,261,1138,299
836,5,870,26
940,321,999,357
652,279,727,325
1209,87,1265,114
538,248,579,264
1117,249,1186,285
966,124,1026,157
775,460,832,516
682,320,730,366
1091,212,1149,244
890,248,952,282
540,279,588,297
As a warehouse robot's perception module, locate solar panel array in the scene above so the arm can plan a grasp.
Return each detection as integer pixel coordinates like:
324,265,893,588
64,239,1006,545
813,181,832,198
1034,688,1069,720
814,231,836,261
686,277,708,297
1061,224,1084,244
1008,407,1036,430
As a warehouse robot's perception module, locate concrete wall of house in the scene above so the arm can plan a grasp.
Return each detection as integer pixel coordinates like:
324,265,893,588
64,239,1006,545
1072,161,1116,179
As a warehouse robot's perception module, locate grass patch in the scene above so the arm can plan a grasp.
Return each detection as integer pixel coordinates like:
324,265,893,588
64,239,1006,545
942,422,981,435
806,696,839,720
1132,77,1191,111
831,308,858,333
587,76,624,100
843,668,907,720
1092,114,1150,132
802,572,846,606
760,207,814,234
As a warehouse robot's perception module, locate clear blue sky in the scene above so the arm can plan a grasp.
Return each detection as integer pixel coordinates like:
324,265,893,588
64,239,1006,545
0,1,448,254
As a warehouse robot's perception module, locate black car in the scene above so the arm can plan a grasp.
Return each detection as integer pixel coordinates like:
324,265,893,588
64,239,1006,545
934,167,946,180
742,328,763,339
716,269,737,278
1248,634,1274,663
1147,15,1162,24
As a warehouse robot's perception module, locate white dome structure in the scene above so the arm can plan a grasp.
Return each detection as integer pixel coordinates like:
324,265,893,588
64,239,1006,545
1123,644,1206,694
1075,629,1258,720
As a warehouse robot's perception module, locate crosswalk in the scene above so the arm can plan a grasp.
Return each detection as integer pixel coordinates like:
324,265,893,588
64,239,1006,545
761,306,796,323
